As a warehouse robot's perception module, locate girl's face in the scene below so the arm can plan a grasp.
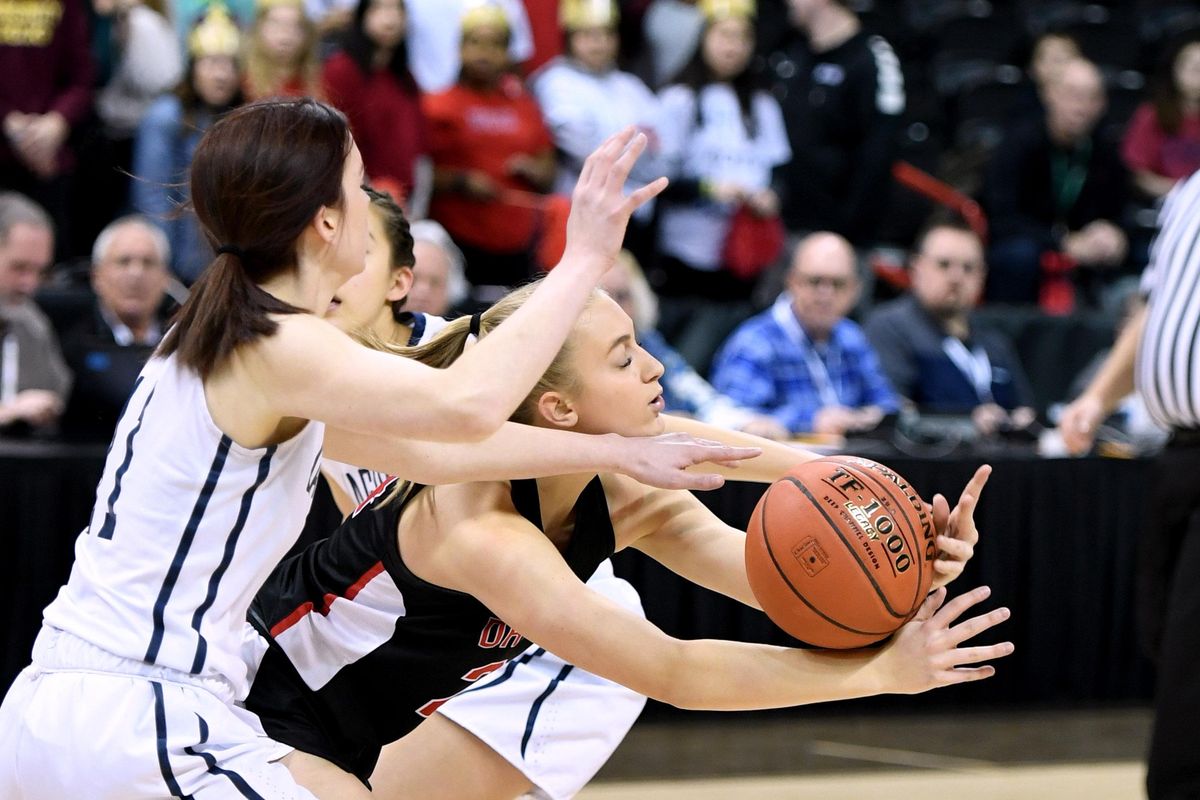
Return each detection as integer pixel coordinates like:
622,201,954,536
326,204,410,329
258,5,307,67
703,17,753,81
460,25,509,84
1175,43,1200,102
192,55,239,107
568,26,618,73
364,0,405,51
548,295,665,438
326,142,371,285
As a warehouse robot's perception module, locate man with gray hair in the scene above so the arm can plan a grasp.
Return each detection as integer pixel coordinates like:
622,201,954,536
60,215,173,440
0,191,70,433
407,219,470,318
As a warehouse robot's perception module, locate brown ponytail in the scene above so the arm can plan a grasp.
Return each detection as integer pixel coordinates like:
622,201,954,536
159,97,351,378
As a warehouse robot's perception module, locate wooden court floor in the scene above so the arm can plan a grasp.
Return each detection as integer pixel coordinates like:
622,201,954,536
580,707,1151,799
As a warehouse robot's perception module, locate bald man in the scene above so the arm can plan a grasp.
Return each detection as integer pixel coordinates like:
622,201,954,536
710,232,898,436
983,57,1130,306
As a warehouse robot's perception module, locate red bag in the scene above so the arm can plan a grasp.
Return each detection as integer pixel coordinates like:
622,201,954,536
722,204,786,280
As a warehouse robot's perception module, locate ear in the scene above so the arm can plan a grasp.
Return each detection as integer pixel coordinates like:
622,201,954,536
534,390,578,429
312,202,340,246
386,266,414,304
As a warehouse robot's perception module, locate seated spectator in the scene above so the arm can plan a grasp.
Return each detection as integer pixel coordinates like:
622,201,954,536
422,2,556,301
60,216,174,441
0,193,71,434
1122,34,1200,200
983,58,1130,308
769,0,904,245
710,232,898,436
321,0,430,216
407,219,470,318
0,0,94,258
242,0,322,100
405,0,533,93
653,0,790,373
131,6,244,283
1014,30,1082,118
601,249,787,439
864,217,1037,438
531,0,663,262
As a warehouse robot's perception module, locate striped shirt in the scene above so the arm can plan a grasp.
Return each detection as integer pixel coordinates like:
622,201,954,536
1138,171,1200,428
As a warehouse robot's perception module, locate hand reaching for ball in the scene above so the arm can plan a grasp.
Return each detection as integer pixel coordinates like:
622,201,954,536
929,464,991,591
876,585,1013,695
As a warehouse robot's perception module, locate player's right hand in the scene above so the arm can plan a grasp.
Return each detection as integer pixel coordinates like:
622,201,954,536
611,431,761,491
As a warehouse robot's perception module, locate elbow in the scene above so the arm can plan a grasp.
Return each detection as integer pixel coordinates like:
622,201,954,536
644,640,699,710
448,391,510,442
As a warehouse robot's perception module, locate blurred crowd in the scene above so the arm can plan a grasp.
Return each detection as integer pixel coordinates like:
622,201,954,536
1,0,1194,450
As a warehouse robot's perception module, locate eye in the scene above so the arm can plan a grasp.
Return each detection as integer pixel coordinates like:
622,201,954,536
620,356,633,368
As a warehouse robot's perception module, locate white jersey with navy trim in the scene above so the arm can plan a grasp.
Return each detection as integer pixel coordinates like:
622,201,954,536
41,352,325,699
1139,171,1200,429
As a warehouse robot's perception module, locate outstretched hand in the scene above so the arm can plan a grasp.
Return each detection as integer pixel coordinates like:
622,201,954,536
929,464,990,590
878,585,1013,695
561,127,668,275
612,431,761,491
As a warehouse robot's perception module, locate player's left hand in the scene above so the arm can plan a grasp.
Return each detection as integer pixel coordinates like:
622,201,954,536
929,464,990,590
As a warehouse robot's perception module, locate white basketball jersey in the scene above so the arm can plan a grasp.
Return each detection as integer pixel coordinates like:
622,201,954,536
42,352,325,699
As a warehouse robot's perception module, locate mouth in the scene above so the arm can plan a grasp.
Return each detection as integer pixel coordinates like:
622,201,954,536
327,296,342,314
649,394,665,413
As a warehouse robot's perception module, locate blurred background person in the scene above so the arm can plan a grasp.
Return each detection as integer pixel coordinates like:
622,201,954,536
864,217,1036,437
770,0,905,247
1122,33,1200,201
0,0,94,259
652,0,790,374
641,0,704,89
423,1,556,305
406,219,469,319
983,58,1130,308
710,232,897,437
321,0,431,216
531,0,664,264
241,0,322,100
131,5,243,284
405,0,533,93
601,249,788,439
0,193,70,435
60,215,175,441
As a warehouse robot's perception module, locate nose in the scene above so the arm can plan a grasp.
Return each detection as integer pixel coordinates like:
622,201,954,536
643,349,664,383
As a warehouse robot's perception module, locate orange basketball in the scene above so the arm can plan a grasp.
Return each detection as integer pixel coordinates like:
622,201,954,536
745,456,937,649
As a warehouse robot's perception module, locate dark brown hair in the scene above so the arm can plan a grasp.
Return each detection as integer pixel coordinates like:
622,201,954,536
159,97,351,378
1152,33,1200,136
912,213,977,257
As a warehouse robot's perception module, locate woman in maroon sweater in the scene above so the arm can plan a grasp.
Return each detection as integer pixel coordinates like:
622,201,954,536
321,0,429,215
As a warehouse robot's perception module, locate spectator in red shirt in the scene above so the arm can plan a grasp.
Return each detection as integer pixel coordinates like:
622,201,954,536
322,0,430,215
422,1,556,300
0,0,94,257
242,0,322,100
1122,34,1200,200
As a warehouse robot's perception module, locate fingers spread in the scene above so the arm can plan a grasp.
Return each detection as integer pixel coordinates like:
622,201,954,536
948,606,1010,645
931,585,991,625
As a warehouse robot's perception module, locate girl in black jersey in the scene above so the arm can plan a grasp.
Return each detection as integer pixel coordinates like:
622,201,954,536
245,280,1010,795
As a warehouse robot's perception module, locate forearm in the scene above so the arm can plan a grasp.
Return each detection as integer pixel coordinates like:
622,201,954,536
1080,301,1145,413
662,639,884,711
662,414,818,481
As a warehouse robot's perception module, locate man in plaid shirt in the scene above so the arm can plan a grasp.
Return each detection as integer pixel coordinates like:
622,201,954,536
711,232,898,435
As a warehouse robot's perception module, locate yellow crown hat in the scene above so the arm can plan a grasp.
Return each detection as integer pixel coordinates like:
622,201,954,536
461,0,510,33
256,0,305,13
698,0,755,21
188,4,241,59
560,0,618,31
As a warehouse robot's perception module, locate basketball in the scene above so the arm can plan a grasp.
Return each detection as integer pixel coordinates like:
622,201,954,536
745,456,937,649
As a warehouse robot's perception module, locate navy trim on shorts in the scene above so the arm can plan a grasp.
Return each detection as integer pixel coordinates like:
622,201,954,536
145,435,232,664
455,648,545,698
520,663,575,758
183,714,269,800
97,379,152,539
190,444,276,673
152,681,195,800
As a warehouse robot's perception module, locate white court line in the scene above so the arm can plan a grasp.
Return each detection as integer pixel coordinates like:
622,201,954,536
807,739,998,772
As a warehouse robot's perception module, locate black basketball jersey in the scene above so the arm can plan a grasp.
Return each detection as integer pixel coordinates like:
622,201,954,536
244,477,616,782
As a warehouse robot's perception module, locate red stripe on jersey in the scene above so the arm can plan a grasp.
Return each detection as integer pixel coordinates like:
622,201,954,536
270,561,387,637
351,475,399,517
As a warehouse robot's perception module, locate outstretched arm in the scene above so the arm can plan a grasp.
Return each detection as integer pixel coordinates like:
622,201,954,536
413,493,1012,711
662,414,821,481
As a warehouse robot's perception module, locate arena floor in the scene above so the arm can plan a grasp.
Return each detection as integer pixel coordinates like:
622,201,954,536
581,707,1151,799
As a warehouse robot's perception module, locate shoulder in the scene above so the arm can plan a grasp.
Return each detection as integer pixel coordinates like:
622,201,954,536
658,83,694,108
322,51,361,81
723,311,781,352
865,296,916,328
141,94,183,127
833,317,871,347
